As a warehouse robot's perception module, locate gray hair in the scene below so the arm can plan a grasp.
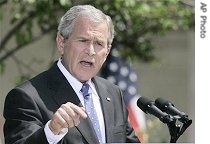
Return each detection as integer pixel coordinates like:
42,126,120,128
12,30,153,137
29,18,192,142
57,5,115,46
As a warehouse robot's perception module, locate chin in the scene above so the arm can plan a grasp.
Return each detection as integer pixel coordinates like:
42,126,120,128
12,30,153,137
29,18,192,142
77,71,95,82
79,76,91,82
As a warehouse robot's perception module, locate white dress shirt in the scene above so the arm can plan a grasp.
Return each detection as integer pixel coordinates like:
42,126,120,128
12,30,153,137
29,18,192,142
44,59,105,144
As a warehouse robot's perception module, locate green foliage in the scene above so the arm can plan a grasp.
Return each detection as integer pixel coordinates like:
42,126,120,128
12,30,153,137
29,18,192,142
0,0,194,69
87,0,194,61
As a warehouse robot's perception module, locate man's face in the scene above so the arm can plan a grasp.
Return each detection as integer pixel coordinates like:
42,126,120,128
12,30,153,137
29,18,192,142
57,17,110,82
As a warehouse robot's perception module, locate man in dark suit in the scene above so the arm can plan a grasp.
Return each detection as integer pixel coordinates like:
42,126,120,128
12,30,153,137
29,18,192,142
3,5,140,144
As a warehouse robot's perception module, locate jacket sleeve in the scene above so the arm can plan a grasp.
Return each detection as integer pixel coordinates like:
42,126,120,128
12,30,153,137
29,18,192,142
3,87,49,144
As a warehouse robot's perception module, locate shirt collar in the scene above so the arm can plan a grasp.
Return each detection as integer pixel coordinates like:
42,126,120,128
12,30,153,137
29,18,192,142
57,58,92,93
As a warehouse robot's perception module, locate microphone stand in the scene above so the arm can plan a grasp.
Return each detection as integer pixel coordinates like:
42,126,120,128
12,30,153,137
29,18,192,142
167,116,192,143
167,119,181,143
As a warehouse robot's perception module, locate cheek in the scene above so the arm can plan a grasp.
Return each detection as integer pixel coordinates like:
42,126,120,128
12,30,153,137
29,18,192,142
63,47,77,66
97,52,108,64
64,44,77,58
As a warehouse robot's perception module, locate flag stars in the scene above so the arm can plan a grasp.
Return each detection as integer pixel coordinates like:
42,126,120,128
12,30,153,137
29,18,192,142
111,48,120,57
107,76,116,84
128,86,137,95
118,80,127,91
120,66,129,77
109,62,118,72
129,72,137,82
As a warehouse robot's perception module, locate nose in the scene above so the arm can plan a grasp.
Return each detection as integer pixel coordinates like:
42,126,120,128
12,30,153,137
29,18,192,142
86,43,96,56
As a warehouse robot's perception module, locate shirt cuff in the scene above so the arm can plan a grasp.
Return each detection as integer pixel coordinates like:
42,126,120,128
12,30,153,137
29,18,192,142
44,120,68,144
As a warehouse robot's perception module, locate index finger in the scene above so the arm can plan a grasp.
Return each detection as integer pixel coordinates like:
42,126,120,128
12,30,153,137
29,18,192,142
67,102,87,119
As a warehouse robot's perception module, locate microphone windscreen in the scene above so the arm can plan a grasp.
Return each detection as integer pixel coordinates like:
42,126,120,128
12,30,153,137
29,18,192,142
155,97,172,111
137,96,153,113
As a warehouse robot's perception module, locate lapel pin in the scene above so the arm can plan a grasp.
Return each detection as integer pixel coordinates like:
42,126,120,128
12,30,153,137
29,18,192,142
106,97,111,102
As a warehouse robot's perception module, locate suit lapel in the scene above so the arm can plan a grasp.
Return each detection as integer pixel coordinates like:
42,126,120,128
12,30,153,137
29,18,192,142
48,64,81,106
47,63,99,144
76,117,99,144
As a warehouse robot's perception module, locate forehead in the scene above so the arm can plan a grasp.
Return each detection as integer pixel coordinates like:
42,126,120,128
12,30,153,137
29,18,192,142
72,17,109,39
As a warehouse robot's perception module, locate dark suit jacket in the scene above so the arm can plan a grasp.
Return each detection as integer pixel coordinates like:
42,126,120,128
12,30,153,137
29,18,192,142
3,62,140,144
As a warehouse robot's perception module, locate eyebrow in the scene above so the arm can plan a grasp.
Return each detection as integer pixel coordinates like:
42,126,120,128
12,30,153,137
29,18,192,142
77,36,106,43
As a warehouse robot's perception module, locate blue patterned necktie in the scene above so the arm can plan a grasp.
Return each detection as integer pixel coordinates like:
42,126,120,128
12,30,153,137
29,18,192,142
81,83,103,143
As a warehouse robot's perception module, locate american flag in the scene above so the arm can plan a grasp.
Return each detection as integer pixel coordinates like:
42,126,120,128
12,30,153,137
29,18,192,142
101,45,146,142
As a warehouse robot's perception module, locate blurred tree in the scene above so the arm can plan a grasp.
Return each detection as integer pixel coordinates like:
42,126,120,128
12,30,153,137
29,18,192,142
0,0,194,78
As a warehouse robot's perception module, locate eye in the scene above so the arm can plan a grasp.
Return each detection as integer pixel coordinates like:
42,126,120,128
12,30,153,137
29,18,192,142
96,41,103,46
79,39,88,42
95,41,106,48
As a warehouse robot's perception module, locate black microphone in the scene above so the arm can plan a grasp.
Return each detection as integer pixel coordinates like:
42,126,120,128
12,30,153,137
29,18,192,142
155,97,192,124
137,96,174,124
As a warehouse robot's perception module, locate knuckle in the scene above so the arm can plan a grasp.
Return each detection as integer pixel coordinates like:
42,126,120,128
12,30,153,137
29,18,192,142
61,104,67,109
57,108,63,114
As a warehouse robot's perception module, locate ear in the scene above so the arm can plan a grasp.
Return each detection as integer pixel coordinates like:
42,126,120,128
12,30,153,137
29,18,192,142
56,33,65,56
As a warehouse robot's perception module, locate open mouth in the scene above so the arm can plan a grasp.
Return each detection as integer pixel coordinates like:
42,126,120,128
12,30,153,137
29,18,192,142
80,61,93,67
